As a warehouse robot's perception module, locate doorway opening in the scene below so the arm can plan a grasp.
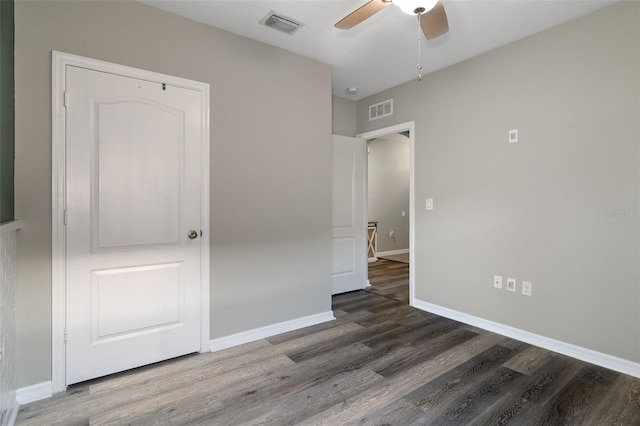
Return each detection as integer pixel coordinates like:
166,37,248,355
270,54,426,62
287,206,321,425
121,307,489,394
357,122,415,306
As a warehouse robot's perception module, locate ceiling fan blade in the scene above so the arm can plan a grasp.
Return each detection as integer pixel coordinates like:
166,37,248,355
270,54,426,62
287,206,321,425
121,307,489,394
420,1,449,39
335,0,391,30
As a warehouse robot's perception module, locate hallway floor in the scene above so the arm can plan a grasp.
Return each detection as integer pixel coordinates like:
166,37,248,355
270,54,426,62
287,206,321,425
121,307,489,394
366,259,409,303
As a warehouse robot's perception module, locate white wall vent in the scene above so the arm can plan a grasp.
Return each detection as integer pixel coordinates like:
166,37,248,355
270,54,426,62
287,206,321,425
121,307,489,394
259,11,304,35
369,99,393,121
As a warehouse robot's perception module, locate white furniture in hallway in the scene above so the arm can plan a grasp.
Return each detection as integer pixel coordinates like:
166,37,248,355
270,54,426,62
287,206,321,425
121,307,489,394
367,221,378,263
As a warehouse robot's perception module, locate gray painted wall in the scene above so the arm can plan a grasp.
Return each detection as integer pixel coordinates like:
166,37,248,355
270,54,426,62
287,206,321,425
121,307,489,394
332,96,357,137
14,1,332,388
357,2,640,363
368,134,410,253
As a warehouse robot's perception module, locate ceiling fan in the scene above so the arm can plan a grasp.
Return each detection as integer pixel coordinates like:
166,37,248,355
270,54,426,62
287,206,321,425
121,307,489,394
335,0,449,40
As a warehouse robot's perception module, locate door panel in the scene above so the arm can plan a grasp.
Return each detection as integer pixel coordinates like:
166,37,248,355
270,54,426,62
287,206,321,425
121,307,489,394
332,148,356,229
91,263,184,342
331,237,355,276
95,100,183,250
65,66,202,384
332,135,366,294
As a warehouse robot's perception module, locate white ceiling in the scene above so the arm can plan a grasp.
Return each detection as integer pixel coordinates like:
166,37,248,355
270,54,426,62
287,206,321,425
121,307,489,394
139,0,618,100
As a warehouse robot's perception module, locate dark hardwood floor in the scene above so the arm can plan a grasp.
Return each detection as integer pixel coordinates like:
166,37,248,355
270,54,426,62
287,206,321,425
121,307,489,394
366,259,409,303
16,263,640,425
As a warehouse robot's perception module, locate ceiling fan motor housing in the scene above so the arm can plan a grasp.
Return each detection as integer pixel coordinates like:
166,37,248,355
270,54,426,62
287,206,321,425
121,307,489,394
393,0,439,15
334,0,448,41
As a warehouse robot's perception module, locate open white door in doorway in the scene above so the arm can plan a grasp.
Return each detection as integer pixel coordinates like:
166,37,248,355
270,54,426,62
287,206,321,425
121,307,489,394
331,135,367,294
52,52,210,390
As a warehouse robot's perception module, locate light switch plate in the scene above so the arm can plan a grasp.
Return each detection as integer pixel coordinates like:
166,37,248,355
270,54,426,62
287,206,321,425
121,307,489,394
426,198,433,211
507,278,516,292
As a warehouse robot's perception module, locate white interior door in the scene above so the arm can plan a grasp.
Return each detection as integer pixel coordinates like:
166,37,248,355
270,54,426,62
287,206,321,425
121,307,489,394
332,135,367,294
65,65,203,384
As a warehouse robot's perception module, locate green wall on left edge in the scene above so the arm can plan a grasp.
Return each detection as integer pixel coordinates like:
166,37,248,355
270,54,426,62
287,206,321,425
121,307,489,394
0,0,15,223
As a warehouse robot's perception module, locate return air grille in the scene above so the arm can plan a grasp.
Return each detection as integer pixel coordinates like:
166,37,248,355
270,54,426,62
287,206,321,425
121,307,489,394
369,99,393,121
259,11,304,35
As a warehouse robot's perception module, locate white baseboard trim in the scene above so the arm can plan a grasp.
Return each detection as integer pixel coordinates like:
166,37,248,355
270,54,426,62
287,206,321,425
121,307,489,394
210,311,336,352
16,381,52,405
413,299,640,379
377,248,409,257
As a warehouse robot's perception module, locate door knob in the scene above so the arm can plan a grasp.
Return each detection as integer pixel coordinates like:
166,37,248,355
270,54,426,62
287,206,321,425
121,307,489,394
187,230,198,240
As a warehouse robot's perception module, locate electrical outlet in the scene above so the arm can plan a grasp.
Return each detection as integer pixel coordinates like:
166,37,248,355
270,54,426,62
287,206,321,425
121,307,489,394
507,278,516,292
522,281,532,296
493,275,502,289
509,129,519,143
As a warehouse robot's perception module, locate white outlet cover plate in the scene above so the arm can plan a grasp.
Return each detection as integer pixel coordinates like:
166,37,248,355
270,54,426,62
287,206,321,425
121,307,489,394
426,198,433,211
493,275,502,289
522,281,532,296
509,129,518,143
507,278,516,292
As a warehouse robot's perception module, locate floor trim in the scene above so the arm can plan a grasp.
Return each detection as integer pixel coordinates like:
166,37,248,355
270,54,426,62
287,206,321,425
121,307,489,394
413,299,640,379
210,311,336,352
16,381,52,405
376,248,409,257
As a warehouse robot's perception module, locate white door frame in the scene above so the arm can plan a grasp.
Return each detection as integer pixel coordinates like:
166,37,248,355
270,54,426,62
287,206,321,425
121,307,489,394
357,122,415,305
51,51,210,393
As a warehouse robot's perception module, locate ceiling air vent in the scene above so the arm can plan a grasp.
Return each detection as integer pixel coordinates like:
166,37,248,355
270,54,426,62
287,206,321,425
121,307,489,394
369,99,393,121
259,11,304,35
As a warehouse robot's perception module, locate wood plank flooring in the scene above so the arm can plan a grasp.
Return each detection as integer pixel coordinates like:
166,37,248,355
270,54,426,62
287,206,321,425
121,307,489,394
366,259,409,303
16,265,640,425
